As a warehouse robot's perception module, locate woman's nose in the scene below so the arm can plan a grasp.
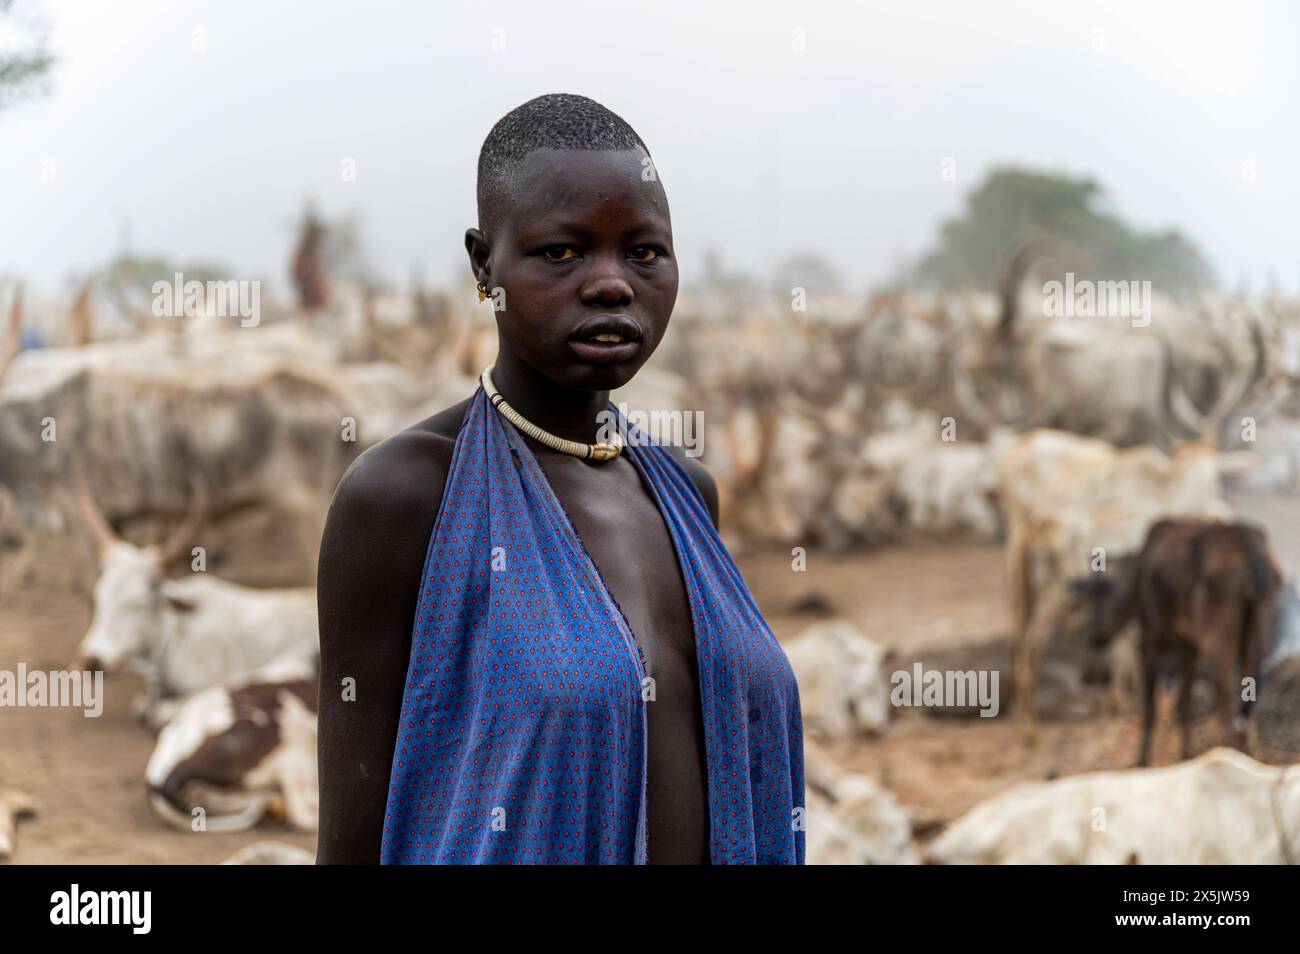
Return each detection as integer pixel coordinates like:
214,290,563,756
580,273,634,306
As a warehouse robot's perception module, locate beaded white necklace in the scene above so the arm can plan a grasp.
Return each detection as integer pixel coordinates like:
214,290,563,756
481,366,623,462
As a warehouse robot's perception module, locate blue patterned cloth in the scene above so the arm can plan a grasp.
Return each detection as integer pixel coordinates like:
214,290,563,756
380,385,805,864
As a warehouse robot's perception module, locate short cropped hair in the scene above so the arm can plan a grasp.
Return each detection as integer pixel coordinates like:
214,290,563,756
476,93,650,232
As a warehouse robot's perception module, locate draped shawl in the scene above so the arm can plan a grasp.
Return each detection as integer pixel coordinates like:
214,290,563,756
380,385,805,864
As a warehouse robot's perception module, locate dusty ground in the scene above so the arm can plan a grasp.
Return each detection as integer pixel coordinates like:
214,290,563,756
0,490,1295,863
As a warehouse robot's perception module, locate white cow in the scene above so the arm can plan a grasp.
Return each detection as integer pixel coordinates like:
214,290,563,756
0,787,36,861
925,747,1300,864
785,621,891,741
804,742,918,865
72,480,318,723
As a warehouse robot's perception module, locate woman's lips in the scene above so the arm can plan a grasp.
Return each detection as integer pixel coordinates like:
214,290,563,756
567,313,644,365
568,337,642,365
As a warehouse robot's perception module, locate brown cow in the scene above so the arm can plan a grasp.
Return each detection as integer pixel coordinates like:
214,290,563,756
1083,519,1282,766
996,428,1234,737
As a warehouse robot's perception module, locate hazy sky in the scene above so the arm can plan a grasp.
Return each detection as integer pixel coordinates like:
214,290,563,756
2,0,1297,295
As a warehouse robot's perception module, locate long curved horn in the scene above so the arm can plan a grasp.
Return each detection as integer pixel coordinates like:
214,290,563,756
947,332,1038,434
1217,318,1270,427
722,387,762,489
1162,319,1270,445
156,474,209,569
1159,336,1209,441
68,276,94,347
996,239,1041,340
74,470,120,559
997,234,1095,341
749,392,780,491
0,282,21,386
1208,318,1269,440
947,339,998,434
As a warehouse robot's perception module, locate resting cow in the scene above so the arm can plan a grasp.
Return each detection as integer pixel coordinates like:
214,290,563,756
0,787,36,861
72,479,319,725
146,656,319,833
925,747,1300,864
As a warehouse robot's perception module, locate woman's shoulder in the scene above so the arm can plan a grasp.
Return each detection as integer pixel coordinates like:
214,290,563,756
656,442,720,529
325,397,472,536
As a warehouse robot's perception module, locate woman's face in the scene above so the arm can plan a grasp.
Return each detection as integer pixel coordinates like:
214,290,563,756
467,147,678,392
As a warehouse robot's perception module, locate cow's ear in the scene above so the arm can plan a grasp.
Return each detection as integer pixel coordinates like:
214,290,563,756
165,594,198,613
160,582,198,614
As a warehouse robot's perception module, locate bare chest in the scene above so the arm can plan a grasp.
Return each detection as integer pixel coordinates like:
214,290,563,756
530,446,712,863
537,453,697,675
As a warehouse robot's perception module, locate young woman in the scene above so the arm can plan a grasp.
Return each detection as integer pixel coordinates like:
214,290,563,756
315,93,804,864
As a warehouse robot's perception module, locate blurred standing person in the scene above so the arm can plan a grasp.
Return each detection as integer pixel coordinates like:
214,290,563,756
291,205,332,311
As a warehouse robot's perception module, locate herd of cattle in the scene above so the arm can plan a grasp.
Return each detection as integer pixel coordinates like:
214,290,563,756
0,265,1299,864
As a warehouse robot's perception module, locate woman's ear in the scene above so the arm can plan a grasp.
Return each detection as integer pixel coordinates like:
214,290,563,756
464,228,491,286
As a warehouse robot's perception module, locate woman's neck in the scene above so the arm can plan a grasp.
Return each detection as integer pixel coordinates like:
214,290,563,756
489,348,612,446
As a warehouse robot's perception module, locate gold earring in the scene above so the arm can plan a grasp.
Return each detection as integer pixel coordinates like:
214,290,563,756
477,281,490,303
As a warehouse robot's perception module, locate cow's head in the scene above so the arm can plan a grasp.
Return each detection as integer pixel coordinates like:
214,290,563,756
1067,553,1139,651
71,476,207,673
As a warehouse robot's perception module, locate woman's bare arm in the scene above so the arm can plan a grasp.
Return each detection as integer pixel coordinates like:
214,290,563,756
315,424,456,863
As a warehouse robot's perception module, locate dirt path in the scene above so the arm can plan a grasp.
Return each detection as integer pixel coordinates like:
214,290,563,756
739,539,1012,650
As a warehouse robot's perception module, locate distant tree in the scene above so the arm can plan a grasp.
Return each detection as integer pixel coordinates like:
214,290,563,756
107,253,231,290
915,167,1215,295
102,252,234,329
0,0,54,112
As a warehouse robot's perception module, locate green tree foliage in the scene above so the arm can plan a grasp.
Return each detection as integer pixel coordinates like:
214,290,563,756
916,167,1215,294
0,0,54,111
107,253,233,291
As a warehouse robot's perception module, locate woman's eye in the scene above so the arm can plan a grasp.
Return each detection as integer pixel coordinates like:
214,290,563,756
630,246,659,262
542,246,578,261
